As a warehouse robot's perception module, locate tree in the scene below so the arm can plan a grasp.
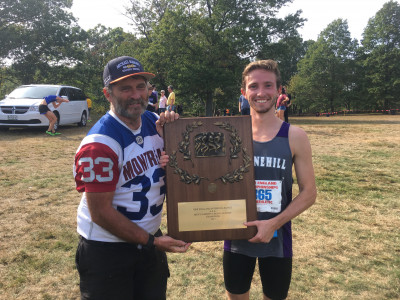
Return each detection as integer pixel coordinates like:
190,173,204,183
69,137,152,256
124,0,305,116
361,0,400,111
71,26,139,111
258,34,309,86
0,0,86,84
290,19,358,113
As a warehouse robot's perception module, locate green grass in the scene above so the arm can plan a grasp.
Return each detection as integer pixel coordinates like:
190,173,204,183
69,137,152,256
0,114,399,299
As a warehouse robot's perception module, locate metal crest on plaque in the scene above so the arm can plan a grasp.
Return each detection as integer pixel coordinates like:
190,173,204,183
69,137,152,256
194,132,225,157
169,121,252,187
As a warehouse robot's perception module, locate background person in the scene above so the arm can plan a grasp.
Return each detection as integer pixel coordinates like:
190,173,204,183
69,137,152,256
167,85,175,112
39,95,69,135
152,84,158,111
86,97,92,122
146,82,157,112
158,89,167,114
73,56,190,300
238,94,250,115
223,60,317,300
284,90,292,123
275,87,289,121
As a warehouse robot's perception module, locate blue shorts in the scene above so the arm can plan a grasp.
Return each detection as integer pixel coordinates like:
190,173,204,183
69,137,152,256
223,251,292,299
277,106,286,111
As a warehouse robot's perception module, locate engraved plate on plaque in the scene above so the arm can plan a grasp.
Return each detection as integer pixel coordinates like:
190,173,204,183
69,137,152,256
178,200,247,232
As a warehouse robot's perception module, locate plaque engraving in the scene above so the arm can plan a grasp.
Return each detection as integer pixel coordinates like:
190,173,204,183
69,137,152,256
178,200,247,232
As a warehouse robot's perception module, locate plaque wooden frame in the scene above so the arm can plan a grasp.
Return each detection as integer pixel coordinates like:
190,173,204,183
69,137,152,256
163,116,257,242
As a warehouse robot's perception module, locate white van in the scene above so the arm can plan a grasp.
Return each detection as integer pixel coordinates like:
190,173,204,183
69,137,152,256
0,84,89,130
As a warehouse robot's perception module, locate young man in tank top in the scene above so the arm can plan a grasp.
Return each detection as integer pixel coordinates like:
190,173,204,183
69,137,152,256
223,60,317,300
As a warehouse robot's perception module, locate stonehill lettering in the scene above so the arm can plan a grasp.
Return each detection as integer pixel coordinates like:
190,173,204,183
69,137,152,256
254,156,286,170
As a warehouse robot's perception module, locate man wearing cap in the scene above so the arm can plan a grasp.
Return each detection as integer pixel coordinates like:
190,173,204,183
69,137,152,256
73,56,190,299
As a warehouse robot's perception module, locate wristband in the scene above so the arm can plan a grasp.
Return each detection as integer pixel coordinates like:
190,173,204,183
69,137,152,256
144,234,155,249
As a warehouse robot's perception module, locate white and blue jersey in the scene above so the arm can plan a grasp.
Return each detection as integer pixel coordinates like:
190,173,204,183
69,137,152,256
74,110,165,242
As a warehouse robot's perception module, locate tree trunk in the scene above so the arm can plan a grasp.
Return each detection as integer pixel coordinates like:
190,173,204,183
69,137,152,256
205,90,213,117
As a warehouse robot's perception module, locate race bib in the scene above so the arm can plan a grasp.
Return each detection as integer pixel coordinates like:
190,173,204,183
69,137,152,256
255,180,282,213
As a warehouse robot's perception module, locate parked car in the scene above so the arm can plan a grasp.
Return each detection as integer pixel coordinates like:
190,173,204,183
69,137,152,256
0,84,89,130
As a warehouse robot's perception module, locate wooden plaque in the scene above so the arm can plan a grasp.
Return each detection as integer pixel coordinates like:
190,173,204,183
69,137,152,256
163,116,257,242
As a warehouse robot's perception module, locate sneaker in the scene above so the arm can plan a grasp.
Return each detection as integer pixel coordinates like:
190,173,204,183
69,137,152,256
53,132,61,135
46,131,55,136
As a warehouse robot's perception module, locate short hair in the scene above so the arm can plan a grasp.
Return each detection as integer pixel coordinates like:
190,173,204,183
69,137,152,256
241,60,281,90
168,85,173,90
161,90,165,93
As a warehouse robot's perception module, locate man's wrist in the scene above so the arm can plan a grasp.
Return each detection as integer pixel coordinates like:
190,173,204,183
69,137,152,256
144,234,155,249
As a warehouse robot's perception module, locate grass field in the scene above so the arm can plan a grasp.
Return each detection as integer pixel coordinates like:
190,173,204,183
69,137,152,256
0,114,399,299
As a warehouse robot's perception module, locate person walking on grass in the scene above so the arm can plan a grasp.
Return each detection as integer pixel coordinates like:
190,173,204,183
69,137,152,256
39,95,69,135
223,60,317,300
73,56,190,300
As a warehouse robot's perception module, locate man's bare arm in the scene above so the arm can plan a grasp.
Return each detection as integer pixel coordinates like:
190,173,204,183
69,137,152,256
86,191,190,252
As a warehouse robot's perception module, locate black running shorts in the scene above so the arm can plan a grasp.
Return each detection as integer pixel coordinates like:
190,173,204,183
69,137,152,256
223,250,292,299
39,104,50,115
76,235,170,300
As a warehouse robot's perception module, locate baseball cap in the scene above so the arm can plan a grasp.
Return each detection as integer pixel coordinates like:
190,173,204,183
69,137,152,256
103,56,155,86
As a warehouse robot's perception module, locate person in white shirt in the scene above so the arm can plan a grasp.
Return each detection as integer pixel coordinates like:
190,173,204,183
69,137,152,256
158,89,167,114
